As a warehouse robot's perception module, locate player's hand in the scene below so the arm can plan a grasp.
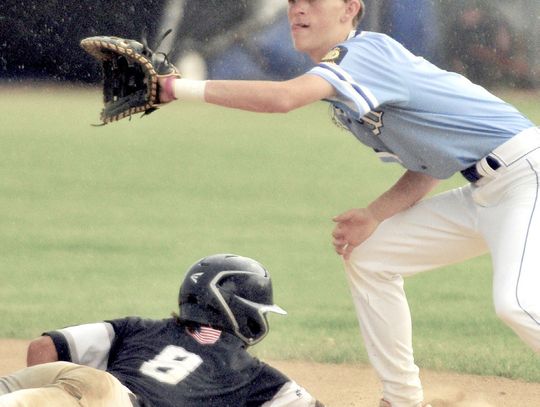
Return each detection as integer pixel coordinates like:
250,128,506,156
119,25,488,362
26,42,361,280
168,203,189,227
158,76,176,104
332,208,380,260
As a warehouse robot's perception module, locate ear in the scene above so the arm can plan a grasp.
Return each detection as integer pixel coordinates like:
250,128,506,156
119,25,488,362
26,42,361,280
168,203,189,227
341,0,361,24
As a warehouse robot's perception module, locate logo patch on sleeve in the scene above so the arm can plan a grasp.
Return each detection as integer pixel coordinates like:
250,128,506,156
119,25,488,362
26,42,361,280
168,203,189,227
321,45,348,64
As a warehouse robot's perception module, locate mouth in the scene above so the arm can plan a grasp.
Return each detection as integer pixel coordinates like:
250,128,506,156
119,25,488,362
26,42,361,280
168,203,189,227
291,22,310,32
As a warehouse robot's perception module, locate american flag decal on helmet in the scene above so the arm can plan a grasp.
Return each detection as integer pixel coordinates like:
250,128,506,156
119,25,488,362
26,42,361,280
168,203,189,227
187,326,222,345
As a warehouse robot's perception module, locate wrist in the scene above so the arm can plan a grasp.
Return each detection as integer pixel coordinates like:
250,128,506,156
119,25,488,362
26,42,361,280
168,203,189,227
162,76,177,101
172,78,207,102
365,205,384,224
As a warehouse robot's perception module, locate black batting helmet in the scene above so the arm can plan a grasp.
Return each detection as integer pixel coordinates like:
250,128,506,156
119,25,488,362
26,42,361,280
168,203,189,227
178,254,286,345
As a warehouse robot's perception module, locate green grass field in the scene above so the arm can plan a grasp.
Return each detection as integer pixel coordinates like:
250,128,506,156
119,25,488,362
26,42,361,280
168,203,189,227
1,84,539,381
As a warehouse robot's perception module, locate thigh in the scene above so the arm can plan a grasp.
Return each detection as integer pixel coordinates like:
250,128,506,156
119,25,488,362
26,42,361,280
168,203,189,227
0,363,81,407
0,362,75,395
350,185,488,276
0,363,133,407
55,365,133,407
0,387,80,407
481,164,540,322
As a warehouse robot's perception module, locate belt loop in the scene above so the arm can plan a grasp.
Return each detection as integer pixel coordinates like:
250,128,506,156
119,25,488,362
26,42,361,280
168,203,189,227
461,155,502,183
476,155,501,178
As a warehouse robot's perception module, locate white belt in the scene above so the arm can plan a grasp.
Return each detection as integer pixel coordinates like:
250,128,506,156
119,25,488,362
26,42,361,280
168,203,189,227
489,126,540,167
463,127,540,182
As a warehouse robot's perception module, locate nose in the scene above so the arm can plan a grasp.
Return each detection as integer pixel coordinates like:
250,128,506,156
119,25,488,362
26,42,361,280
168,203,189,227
288,0,306,15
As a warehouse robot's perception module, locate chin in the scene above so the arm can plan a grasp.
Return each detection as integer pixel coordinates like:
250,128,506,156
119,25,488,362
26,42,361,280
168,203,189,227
291,39,309,53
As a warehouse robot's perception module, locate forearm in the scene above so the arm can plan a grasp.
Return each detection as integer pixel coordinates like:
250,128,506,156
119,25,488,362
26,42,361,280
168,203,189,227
204,80,296,113
167,74,335,113
367,170,440,222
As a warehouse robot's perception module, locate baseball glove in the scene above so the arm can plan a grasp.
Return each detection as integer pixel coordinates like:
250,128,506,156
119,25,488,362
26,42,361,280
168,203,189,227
80,30,181,124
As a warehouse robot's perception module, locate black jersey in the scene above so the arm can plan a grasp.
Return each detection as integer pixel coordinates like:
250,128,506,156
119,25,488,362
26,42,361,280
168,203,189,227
45,317,308,407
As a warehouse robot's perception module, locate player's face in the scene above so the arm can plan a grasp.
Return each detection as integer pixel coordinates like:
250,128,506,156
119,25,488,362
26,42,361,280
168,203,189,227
287,0,353,61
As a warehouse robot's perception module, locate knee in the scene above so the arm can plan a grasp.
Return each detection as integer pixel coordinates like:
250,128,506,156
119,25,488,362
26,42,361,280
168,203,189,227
346,244,394,280
56,365,113,400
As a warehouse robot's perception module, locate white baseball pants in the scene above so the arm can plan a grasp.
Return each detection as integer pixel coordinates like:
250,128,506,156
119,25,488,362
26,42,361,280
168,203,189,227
345,127,540,407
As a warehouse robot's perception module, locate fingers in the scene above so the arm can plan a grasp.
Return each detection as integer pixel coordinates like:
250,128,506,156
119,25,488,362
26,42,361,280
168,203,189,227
332,211,351,256
342,243,355,260
332,209,355,223
333,239,357,259
332,225,352,257
332,237,347,255
331,209,364,259
331,223,345,249
332,213,349,256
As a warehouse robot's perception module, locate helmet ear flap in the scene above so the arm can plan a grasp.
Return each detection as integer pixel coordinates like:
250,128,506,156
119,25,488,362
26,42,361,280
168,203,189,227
226,294,269,344
247,317,263,337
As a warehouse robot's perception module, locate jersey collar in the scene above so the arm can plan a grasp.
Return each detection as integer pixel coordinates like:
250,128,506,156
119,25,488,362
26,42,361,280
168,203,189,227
347,29,361,40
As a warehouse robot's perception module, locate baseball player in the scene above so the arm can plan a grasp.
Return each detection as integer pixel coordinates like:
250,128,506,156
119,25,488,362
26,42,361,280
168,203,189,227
156,1,540,406
0,254,324,407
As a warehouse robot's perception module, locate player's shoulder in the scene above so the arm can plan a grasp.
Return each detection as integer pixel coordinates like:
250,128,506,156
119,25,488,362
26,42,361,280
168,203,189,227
352,30,390,41
107,316,174,335
347,31,406,53
326,30,418,67
321,30,403,65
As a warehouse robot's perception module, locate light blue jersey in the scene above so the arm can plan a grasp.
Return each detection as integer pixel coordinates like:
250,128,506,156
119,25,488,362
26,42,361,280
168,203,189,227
308,31,535,179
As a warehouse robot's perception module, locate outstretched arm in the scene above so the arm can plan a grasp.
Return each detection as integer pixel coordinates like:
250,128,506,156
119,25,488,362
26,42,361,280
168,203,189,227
159,74,336,113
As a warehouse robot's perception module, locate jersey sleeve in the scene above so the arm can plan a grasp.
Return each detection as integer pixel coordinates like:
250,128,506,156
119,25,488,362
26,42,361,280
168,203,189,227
44,322,115,370
261,380,320,407
307,32,410,119
248,363,319,406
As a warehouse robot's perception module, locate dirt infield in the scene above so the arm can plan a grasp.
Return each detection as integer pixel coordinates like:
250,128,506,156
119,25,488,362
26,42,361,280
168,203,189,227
1,339,538,406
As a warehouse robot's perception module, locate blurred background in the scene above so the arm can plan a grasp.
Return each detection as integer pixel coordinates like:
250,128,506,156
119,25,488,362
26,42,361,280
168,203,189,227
1,0,539,89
